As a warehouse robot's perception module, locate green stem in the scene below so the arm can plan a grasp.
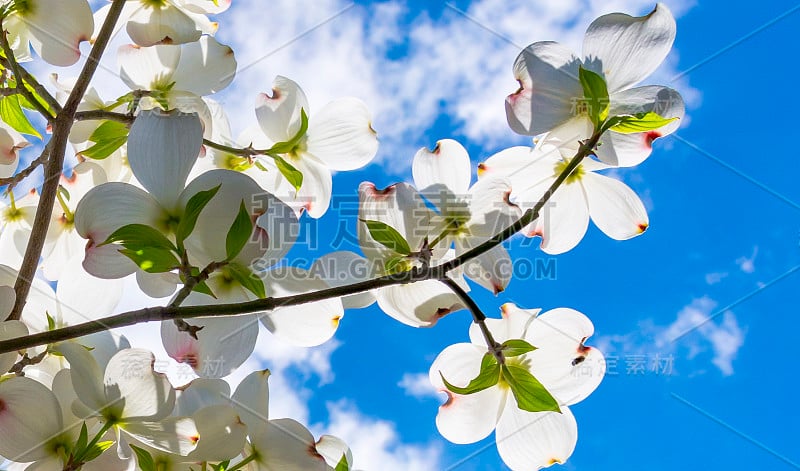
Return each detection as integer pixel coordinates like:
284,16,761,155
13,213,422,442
227,453,258,471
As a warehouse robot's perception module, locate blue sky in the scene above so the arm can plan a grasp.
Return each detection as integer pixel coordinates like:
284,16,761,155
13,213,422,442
27,0,800,469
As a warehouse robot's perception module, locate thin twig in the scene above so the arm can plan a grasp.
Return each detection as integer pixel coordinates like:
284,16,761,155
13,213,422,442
74,109,134,124
7,0,128,322
0,140,51,188
440,277,505,364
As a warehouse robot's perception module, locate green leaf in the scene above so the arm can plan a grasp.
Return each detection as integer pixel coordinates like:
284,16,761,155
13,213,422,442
384,254,407,275
74,422,88,456
0,95,40,138
607,111,678,134
335,454,350,471
212,460,230,471
176,185,221,245
440,353,501,395
192,280,217,298
578,66,609,125
501,364,560,413
273,155,303,192
360,219,411,256
500,339,537,357
129,444,156,471
119,247,180,273
226,263,266,299
100,223,177,252
268,108,309,155
82,440,114,462
81,120,129,160
46,311,56,331
225,201,253,261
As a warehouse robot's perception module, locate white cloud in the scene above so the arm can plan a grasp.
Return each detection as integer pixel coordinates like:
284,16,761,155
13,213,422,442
594,297,745,376
736,246,758,274
657,297,745,376
316,400,443,471
705,271,729,285
398,372,439,400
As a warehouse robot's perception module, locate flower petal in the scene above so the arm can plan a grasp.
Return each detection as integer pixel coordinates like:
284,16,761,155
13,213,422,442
162,292,259,379
250,418,327,471
135,270,179,299
413,139,471,198
357,182,435,263
458,240,512,294
582,3,676,93
306,97,378,171
315,435,353,469
74,182,164,279
175,378,230,416
231,369,271,435
179,169,270,267
117,43,180,91
126,3,203,47
0,320,27,375
429,343,505,444
56,258,123,324
259,267,343,347
23,0,93,66
58,342,107,415
376,280,464,327
0,377,63,462
255,76,310,144
466,176,521,238
170,36,236,96
583,172,649,240
596,86,685,167
103,348,176,421
121,417,198,456
529,181,589,255
468,303,540,346
505,41,582,136
310,251,376,310
0,123,29,178
128,109,203,210
495,401,577,470
525,308,605,405
187,405,247,462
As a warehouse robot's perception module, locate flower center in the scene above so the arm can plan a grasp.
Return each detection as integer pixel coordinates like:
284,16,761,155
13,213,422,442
141,0,169,8
553,160,585,184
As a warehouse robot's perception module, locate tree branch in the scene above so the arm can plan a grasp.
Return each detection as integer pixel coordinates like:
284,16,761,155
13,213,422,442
7,0,128,322
0,129,602,351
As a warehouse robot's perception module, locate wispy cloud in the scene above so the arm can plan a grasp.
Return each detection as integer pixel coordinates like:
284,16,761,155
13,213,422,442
595,296,745,376
398,372,440,400
316,400,444,471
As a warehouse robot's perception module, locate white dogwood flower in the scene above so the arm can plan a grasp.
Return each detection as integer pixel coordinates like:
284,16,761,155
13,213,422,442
479,119,650,254
430,304,605,470
2,0,93,66
413,139,521,294
505,3,684,167
93,0,230,47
